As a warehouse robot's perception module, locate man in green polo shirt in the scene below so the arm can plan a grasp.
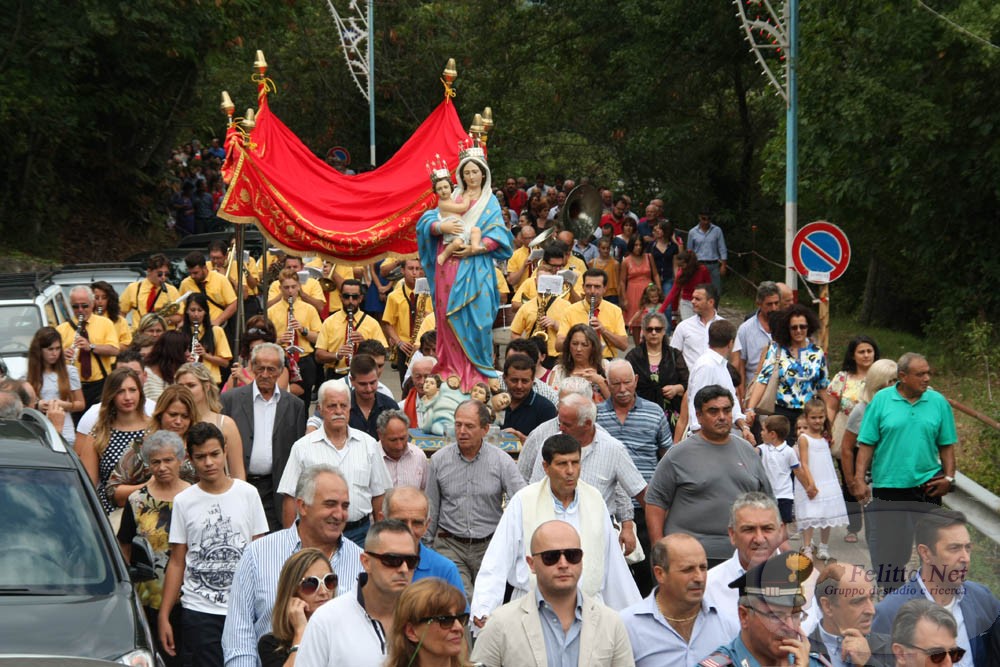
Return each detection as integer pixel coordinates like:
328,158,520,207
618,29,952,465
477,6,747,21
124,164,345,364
854,352,957,593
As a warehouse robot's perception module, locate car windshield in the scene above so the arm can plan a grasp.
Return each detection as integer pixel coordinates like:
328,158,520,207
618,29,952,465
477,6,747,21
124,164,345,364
0,468,115,594
0,305,42,354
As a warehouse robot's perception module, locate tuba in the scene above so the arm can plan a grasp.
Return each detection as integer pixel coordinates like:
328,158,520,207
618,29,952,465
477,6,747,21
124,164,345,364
560,183,603,241
190,322,201,363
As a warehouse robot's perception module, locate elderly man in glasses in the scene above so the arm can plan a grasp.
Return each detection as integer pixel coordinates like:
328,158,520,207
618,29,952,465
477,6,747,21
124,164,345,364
58,284,120,412
698,552,827,667
472,520,635,667
296,519,420,667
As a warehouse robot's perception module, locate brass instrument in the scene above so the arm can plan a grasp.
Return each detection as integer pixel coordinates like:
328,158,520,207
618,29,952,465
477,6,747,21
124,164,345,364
154,291,192,318
71,313,85,363
530,294,553,343
223,246,252,280
191,322,201,363
319,264,338,292
560,183,603,241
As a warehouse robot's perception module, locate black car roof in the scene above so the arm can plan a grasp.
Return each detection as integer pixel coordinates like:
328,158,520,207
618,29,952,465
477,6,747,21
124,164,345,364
0,413,75,470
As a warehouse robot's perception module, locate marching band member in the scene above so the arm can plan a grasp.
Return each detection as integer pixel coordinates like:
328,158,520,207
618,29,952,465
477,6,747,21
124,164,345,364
120,254,182,329
556,268,628,359
315,279,386,379
267,269,322,399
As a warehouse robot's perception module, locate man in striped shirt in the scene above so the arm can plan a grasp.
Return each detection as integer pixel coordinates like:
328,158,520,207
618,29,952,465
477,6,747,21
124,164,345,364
222,464,365,667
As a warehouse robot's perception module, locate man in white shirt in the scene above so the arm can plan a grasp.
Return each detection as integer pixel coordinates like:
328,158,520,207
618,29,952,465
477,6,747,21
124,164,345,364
278,379,391,545
681,319,754,443
669,284,741,369
471,433,640,627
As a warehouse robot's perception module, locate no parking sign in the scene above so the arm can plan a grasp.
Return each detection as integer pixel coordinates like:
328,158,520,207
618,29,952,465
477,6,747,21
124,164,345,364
792,221,851,284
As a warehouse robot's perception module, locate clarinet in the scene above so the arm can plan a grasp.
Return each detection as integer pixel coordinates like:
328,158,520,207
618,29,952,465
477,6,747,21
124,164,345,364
71,313,85,363
286,296,303,383
344,304,357,364
191,322,201,363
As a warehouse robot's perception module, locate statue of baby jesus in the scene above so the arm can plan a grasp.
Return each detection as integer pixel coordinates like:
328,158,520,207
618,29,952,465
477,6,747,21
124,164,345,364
435,177,483,265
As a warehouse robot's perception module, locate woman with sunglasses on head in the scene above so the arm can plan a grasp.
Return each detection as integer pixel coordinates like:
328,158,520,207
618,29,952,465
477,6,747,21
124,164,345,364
624,311,686,425
174,362,246,480
116,429,191,667
385,578,473,667
223,316,291,392
258,548,336,667
180,292,232,386
27,326,85,445
746,304,830,446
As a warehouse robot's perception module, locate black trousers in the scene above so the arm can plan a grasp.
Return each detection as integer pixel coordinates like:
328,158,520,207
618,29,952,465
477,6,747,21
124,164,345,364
145,604,182,667
867,486,942,592
181,608,225,667
247,474,281,533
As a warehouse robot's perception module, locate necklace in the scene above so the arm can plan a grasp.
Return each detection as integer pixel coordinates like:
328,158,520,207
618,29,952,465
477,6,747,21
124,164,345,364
657,598,699,623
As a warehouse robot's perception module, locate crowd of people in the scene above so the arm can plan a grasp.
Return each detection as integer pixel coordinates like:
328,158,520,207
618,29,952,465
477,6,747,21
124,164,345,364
0,170,997,667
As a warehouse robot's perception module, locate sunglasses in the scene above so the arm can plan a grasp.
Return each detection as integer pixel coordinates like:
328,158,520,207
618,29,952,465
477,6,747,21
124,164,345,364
365,551,420,569
532,548,583,566
790,324,809,331
71,304,91,310
645,326,665,333
341,293,362,300
299,573,338,595
419,613,470,629
899,643,966,664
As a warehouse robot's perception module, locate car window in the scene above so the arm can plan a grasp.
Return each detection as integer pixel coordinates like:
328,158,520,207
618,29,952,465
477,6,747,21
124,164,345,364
52,291,72,324
44,301,58,326
0,305,43,353
0,468,114,594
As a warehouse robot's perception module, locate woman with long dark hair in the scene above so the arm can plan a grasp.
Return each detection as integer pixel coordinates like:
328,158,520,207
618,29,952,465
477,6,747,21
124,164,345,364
143,330,188,401
92,280,132,347
547,324,610,401
620,234,660,341
181,292,232,385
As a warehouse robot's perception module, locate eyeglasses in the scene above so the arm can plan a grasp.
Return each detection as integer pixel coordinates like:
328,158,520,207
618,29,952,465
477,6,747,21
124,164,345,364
299,573,338,595
365,551,420,569
532,548,583,566
71,303,90,310
898,643,966,664
746,606,808,625
253,365,281,375
789,324,809,331
155,272,168,277
645,327,665,333
341,293,362,300
419,613,470,629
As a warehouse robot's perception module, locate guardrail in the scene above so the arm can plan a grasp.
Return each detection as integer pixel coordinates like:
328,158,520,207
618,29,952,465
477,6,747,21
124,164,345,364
945,397,1000,545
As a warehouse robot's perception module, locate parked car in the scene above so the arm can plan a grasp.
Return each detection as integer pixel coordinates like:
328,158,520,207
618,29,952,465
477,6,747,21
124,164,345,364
0,409,161,666
177,226,264,258
50,263,145,306
0,274,72,380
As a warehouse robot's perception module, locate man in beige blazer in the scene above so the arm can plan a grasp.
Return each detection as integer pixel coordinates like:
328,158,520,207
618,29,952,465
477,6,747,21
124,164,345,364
471,520,635,667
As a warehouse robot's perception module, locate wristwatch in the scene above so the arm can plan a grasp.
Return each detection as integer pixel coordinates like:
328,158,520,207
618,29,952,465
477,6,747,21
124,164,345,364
945,475,956,485
89,343,95,353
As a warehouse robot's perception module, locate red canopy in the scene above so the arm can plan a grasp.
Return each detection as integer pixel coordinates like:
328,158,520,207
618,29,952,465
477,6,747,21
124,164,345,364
218,92,468,264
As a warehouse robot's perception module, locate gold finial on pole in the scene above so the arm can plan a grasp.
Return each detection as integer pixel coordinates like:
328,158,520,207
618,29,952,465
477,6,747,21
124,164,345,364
254,50,268,73
470,113,484,137
481,107,493,148
221,91,235,123
441,58,457,98
241,108,256,130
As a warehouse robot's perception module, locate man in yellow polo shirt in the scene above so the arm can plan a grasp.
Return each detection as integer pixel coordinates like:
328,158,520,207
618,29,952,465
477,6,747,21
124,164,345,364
556,268,628,359
315,279,386,379
120,254,182,329
505,224,537,289
180,251,238,327
265,255,326,315
381,258,433,385
319,259,362,316
267,269,323,396
59,285,121,411
208,239,262,318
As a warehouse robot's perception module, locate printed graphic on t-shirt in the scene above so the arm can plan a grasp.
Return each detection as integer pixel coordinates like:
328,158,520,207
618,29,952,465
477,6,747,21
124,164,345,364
187,503,247,604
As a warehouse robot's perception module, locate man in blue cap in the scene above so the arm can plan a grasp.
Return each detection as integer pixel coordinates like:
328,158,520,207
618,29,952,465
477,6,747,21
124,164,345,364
699,552,830,666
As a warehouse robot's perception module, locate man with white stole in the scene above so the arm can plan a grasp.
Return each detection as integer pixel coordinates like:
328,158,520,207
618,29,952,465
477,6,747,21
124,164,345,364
471,433,640,629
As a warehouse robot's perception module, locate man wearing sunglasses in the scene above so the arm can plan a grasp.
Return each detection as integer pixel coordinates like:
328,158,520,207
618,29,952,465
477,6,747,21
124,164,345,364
315,279,386,380
121,254,183,329
222,464,364,667
472,520,635,666
890,599,966,667
471,434,640,630
296,519,419,667
873,509,998,666
698,552,825,667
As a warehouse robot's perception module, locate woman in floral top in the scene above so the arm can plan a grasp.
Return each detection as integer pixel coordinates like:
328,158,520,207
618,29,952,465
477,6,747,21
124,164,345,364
823,334,880,543
117,430,190,667
746,304,830,445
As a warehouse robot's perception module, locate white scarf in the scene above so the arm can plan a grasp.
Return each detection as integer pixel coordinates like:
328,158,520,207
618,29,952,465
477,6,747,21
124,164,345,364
520,477,606,598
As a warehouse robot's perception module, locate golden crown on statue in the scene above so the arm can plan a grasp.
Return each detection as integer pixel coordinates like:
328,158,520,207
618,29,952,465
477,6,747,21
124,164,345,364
458,135,486,162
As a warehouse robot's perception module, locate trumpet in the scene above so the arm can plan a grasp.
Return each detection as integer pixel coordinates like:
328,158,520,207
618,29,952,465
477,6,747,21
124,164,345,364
319,264,337,292
71,313,85,363
191,322,201,363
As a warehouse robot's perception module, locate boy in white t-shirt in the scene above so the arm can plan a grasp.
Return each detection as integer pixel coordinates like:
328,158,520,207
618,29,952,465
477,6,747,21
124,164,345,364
759,415,815,549
159,422,268,667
